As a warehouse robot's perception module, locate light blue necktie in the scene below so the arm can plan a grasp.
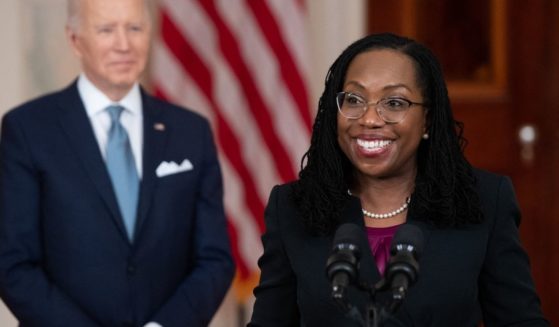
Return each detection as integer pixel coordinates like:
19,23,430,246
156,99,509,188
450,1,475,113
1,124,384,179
106,105,139,241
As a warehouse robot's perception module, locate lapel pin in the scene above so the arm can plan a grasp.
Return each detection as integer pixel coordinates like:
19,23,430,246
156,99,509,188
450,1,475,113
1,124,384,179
154,123,165,131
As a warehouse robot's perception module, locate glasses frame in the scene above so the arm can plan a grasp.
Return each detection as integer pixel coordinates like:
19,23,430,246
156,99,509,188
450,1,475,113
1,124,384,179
336,91,426,123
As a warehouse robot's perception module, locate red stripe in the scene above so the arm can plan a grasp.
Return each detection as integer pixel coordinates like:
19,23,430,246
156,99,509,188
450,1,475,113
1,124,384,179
153,87,165,100
159,11,265,233
247,0,312,132
197,0,297,183
226,217,251,279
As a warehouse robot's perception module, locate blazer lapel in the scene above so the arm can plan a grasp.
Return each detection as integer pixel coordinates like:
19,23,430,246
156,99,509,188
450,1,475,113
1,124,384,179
56,82,128,239
133,91,168,240
335,196,383,314
406,204,433,260
342,196,382,285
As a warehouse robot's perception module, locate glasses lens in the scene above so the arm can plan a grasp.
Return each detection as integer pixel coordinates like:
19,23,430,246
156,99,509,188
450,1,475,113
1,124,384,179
337,93,365,119
378,98,411,123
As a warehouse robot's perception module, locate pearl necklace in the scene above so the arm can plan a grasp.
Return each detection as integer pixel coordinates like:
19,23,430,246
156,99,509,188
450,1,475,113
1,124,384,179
348,190,411,219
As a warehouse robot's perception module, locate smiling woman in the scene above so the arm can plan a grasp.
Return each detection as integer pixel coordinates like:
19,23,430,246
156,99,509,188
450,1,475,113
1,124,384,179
248,33,549,326
336,49,427,216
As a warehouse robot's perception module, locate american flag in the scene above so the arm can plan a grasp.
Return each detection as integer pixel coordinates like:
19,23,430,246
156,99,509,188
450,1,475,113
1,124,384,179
150,0,312,300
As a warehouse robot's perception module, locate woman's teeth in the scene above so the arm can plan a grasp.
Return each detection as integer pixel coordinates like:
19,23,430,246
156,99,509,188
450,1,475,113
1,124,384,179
357,139,392,150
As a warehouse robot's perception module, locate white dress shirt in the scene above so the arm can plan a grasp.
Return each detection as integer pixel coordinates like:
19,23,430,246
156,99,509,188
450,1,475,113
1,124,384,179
77,74,144,178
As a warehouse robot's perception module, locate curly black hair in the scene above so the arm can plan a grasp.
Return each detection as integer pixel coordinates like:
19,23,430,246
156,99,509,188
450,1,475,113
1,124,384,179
293,33,483,235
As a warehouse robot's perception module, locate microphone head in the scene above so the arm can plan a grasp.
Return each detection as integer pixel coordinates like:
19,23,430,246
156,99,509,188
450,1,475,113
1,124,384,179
390,224,424,258
332,223,364,251
326,223,365,306
384,224,424,302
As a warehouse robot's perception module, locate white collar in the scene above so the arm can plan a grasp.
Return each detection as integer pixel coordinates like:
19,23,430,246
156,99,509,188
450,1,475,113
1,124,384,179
77,73,142,117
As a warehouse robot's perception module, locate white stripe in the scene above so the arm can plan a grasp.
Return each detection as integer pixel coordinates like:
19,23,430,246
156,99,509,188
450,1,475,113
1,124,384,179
266,0,311,87
151,41,215,123
216,0,310,173
160,0,281,206
221,157,263,271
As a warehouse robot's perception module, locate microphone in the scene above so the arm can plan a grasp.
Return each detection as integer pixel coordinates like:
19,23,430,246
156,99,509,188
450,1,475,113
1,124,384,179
326,223,363,306
384,224,423,309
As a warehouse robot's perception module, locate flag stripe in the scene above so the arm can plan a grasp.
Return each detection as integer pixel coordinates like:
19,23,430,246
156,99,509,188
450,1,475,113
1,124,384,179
161,0,283,205
226,219,250,278
266,0,310,79
151,41,215,121
219,155,263,272
246,0,312,132
214,0,310,174
160,11,265,232
197,0,297,182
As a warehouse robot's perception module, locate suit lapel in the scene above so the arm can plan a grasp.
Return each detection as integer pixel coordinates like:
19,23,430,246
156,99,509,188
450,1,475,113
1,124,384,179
341,196,382,285
56,82,129,239
332,196,383,314
133,91,168,240
406,204,433,259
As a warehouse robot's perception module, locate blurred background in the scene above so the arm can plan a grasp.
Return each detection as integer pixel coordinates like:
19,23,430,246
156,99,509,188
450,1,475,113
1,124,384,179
0,0,557,326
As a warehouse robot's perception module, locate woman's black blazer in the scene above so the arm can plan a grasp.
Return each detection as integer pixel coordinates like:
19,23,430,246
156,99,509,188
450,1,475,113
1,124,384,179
249,169,548,326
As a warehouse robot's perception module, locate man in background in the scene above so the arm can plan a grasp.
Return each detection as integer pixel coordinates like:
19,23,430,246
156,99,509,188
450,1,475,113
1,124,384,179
0,0,234,326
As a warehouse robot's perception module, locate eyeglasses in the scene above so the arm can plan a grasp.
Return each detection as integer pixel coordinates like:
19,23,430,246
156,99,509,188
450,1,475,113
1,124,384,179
336,92,426,123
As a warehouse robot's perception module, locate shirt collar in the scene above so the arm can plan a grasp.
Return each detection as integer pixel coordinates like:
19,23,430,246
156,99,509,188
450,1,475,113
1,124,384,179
77,73,142,117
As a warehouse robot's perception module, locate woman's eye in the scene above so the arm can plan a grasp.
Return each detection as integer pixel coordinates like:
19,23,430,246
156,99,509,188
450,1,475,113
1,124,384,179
346,95,364,105
384,98,408,109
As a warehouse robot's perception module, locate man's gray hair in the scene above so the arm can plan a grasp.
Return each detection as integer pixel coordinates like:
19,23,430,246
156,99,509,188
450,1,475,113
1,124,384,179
66,0,152,32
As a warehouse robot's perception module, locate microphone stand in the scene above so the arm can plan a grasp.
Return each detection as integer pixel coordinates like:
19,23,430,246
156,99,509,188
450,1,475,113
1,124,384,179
352,278,404,327
332,288,367,327
363,279,389,327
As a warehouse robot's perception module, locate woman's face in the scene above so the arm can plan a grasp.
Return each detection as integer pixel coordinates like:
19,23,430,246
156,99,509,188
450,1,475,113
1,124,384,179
337,49,428,181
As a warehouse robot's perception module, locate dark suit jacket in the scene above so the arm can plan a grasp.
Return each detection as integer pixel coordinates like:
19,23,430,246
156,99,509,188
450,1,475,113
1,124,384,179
249,170,548,326
0,82,235,327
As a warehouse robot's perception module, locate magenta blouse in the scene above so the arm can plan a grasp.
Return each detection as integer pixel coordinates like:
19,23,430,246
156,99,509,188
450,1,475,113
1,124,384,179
365,224,402,276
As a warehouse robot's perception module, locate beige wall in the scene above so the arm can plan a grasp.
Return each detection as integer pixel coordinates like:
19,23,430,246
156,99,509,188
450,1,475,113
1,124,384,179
0,0,366,325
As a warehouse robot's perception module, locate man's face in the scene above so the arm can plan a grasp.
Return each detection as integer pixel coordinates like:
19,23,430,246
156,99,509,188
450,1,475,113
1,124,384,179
67,0,151,100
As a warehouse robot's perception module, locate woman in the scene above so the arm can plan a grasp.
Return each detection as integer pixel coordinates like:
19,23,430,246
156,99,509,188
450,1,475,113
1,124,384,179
248,33,548,326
